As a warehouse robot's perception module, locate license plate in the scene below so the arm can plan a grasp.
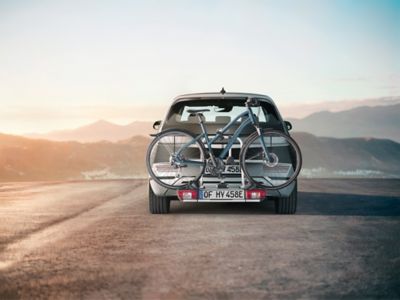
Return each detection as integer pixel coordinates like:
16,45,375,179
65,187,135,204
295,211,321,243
204,165,241,174
199,189,244,200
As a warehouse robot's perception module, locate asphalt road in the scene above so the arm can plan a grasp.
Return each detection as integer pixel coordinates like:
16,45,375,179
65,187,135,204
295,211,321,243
0,179,399,299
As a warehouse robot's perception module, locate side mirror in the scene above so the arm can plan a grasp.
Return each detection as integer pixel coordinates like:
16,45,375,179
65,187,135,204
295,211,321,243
284,121,292,131
153,120,162,130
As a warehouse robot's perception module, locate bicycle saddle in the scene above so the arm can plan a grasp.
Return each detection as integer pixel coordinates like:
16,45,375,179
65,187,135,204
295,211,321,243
187,109,210,115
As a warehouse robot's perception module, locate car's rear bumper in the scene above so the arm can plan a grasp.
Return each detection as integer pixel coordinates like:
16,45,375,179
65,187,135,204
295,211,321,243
149,177,296,201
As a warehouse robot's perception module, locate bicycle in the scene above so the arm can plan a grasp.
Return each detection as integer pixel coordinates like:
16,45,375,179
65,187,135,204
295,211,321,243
146,98,302,190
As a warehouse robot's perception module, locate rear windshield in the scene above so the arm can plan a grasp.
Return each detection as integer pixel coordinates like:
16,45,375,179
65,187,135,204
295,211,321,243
179,105,268,123
164,98,284,133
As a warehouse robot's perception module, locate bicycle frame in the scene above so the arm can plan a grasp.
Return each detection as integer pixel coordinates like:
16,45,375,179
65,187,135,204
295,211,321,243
175,103,270,165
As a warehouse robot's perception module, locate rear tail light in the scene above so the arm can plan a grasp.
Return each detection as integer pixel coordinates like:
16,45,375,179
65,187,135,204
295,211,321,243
177,190,198,201
245,189,266,200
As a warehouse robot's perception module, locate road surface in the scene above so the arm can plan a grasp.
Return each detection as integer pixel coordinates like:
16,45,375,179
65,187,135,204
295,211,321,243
0,179,399,299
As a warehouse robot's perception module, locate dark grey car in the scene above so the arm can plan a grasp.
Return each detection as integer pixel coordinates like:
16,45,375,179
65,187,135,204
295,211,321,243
148,92,298,214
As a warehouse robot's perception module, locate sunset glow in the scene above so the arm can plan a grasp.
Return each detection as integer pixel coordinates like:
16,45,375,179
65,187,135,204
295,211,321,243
0,0,399,133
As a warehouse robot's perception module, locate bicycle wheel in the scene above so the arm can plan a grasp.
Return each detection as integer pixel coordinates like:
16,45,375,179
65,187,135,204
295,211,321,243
146,128,206,190
240,130,302,190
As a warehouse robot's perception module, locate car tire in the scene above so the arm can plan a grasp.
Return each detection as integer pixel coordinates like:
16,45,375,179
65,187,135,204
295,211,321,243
149,183,170,214
274,182,297,214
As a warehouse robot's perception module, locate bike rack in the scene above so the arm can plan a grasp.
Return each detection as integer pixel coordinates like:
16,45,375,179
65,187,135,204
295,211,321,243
198,135,247,190
236,137,247,189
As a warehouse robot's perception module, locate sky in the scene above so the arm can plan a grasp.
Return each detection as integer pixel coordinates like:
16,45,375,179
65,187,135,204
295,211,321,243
0,0,399,133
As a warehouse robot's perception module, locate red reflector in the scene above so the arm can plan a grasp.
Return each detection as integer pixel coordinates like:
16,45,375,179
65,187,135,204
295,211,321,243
245,189,266,199
177,190,198,201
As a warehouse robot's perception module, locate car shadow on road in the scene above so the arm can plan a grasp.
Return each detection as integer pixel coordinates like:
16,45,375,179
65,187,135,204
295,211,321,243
297,192,400,216
170,192,400,216
170,201,276,215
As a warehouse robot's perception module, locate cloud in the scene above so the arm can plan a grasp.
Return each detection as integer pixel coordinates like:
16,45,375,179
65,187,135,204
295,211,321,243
332,77,369,82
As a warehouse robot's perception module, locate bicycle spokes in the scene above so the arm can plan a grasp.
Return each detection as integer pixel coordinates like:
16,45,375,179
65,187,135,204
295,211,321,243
240,131,301,189
147,130,206,189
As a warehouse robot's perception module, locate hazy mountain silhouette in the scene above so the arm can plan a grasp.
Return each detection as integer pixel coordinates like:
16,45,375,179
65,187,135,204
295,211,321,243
0,132,399,181
280,96,400,118
289,104,400,142
23,100,400,143
26,120,153,142
292,132,400,177
8,103,400,180
0,133,148,181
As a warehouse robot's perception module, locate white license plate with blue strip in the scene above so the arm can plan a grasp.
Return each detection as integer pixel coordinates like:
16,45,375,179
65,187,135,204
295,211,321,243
199,189,244,200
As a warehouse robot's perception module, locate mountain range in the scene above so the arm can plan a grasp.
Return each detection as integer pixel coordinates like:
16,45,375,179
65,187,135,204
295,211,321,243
26,120,153,142
1,132,399,181
279,96,400,118
291,132,400,178
23,103,400,143
1,101,398,181
289,103,400,142
0,133,148,181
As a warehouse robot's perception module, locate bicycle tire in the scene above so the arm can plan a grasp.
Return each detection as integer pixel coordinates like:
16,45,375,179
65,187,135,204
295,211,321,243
146,128,206,190
240,130,302,190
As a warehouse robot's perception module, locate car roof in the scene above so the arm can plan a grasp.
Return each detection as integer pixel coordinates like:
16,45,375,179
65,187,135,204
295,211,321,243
172,92,276,106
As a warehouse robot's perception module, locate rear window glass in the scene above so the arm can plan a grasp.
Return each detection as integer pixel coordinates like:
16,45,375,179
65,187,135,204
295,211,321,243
179,105,268,123
163,98,283,131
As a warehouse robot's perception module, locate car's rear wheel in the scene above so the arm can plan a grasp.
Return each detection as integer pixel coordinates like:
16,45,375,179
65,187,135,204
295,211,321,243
149,183,170,214
274,182,297,214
